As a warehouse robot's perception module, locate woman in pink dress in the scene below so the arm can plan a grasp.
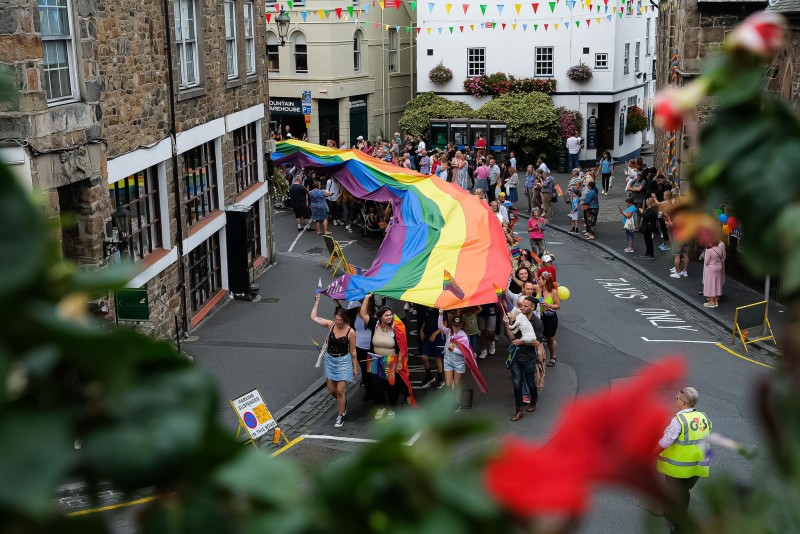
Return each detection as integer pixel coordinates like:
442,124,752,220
702,240,726,308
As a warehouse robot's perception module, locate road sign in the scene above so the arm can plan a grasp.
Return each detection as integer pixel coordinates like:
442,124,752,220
230,388,276,441
115,289,150,322
732,300,776,352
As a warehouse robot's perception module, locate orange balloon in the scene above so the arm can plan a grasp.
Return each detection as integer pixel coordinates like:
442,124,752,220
722,224,731,235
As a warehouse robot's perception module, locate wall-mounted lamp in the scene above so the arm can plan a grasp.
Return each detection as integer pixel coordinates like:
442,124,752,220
276,10,291,46
104,204,131,259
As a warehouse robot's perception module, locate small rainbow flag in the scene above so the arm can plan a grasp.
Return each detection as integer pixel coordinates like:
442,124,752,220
494,285,505,304
510,246,521,258
443,270,465,300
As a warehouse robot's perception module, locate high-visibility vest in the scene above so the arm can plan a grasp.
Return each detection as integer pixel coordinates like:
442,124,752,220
657,409,712,478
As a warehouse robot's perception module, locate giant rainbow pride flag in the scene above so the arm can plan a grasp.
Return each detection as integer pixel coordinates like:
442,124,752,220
273,140,511,309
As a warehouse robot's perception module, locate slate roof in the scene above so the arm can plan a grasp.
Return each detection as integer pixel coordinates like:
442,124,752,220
766,0,800,13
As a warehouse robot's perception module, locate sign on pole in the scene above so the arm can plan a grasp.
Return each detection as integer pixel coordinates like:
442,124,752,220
301,90,312,127
230,388,277,441
115,289,150,322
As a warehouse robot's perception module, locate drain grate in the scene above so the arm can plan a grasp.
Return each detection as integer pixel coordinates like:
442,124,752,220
460,388,474,409
257,297,280,303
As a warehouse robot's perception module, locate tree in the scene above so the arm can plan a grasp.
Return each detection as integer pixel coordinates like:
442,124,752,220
476,92,560,161
399,92,475,138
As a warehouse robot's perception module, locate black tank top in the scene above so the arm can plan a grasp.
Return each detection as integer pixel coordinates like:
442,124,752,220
328,327,351,356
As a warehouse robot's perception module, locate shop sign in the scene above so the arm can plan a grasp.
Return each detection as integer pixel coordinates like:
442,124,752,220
269,98,303,115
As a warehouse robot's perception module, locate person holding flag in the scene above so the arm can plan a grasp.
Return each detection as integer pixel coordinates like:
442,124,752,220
437,310,470,412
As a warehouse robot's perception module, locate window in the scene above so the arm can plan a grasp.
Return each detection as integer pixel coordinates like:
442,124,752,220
243,2,255,74
623,42,630,75
224,1,238,79
109,167,162,262
354,31,362,72
182,142,219,227
467,47,486,77
627,96,638,106
646,18,651,56
188,233,222,314
174,0,200,88
248,206,262,266
635,42,641,72
233,123,258,193
388,28,398,72
267,32,279,71
292,32,308,74
38,0,77,103
534,46,554,77
594,52,608,70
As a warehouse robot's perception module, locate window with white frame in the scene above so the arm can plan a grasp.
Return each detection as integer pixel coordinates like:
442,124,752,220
224,1,238,78
243,2,255,74
388,28,398,72
38,0,77,103
594,52,608,70
534,46,554,77
646,18,651,56
182,142,219,227
233,123,258,193
635,41,641,72
110,167,163,262
174,0,200,88
624,42,630,75
467,48,486,77
627,96,638,106
354,31,362,72
267,32,279,71
293,32,308,74
188,233,222,314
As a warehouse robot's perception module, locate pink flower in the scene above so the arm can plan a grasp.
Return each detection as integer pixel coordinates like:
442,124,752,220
652,82,707,131
726,11,786,58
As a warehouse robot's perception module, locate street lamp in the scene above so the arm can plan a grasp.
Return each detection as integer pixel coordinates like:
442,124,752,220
104,204,132,259
276,10,291,47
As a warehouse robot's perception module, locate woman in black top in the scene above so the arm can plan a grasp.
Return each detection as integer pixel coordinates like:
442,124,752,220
640,197,660,259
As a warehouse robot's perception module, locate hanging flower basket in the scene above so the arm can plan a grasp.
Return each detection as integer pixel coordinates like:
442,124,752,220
567,62,593,82
429,64,454,85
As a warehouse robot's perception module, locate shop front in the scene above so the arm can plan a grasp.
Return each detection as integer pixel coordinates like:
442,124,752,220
269,97,306,141
349,95,368,146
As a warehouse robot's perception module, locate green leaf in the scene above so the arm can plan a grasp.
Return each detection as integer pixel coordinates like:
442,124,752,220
0,165,47,298
0,411,72,517
214,448,301,506
782,248,800,300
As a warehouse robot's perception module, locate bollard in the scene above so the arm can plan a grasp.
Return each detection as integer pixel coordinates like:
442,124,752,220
272,428,282,444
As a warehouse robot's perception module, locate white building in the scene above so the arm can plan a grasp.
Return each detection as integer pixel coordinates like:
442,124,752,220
416,0,657,165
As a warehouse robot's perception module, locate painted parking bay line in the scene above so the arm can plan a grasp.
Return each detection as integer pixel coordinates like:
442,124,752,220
641,337,718,344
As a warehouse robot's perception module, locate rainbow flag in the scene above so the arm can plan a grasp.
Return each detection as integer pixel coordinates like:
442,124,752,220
274,141,511,309
494,285,505,302
443,269,465,300
510,245,521,258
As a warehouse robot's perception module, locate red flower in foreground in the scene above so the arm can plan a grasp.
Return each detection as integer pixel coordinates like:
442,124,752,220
485,357,685,517
726,11,786,58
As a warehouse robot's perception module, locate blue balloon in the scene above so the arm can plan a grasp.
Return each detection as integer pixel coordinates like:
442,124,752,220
718,214,728,224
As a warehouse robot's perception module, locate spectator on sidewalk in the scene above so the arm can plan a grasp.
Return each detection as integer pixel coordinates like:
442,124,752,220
527,208,546,257
506,166,519,203
509,151,518,170
581,180,600,240
596,150,616,196
569,190,581,233
524,165,537,213
418,149,431,175
488,157,501,202
658,189,673,251
289,175,309,231
474,157,490,193
541,171,556,220
703,240,726,308
627,172,646,212
620,197,638,253
566,134,583,171
536,157,550,175
640,197,659,259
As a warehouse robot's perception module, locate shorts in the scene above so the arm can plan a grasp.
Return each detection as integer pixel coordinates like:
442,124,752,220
443,351,466,373
672,241,690,255
477,315,497,330
293,207,307,219
571,212,579,221
421,337,444,358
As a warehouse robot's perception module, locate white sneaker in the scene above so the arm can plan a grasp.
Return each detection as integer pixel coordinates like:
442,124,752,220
334,414,344,428
680,271,688,277
375,408,386,420
479,350,487,359
489,341,496,355
669,267,676,273
670,273,681,278
387,409,396,420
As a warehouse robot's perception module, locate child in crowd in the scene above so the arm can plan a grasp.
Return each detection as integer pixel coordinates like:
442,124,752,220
570,190,581,233
438,311,469,412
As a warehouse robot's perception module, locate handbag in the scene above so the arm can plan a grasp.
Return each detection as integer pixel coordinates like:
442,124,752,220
623,216,636,231
315,327,333,367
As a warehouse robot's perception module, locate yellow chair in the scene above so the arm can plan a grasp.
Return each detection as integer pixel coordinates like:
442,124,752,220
322,235,349,276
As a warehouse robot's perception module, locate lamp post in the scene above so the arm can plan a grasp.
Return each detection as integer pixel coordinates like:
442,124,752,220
104,204,132,259
276,9,290,46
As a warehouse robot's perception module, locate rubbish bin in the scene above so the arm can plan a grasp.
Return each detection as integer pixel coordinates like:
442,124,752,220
557,148,568,173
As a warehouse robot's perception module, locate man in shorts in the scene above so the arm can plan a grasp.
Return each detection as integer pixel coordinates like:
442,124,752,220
288,175,309,231
477,301,497,359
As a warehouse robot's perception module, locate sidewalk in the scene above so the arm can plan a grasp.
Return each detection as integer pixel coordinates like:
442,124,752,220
516,166,786,354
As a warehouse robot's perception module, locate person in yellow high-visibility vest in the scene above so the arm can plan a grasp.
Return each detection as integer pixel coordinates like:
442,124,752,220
657,387,712,533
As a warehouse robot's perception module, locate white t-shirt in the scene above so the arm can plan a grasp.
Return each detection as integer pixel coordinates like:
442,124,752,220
509,157,517,169
326,179,341,202
416,140,426,154
566,136,583,154
537,162,550,174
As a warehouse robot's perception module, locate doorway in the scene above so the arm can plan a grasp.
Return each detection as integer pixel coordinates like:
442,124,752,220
319,100,340,147
596,103,615,159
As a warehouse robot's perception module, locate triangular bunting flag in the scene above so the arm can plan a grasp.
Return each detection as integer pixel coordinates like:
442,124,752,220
410,1,416,10
596,16,601,22
548,1,556,12
523,23,527,30
364,4,371,12
463,3,469,13
395,25,401,31
378,0,384,9
567,0,575,10
587,2,592,10
534,23,538,30
586,18,591,25
374,22,379,28
335,7,342,18
445,3,452,13
515,3,522,13
480,4,487,14
502,22,506,29
266,13,272,23
437,26,442,33
427,27,431,33
300,10,307,21
273,3,279,12
428,2,435,13
492,22,497,28
575,20,580,26
459,25,464,31
498,4,505,14
554,22,558,29
618,11,623,18
318,9,324,19
512,23,517,30
396,0,402,9
406,26,411,33
470,24,475,30
287,0,293,9
347,5,354,16
565,21,569,28
416,27,422,33
606,14,611,20
449,26,454,33
532,3,539,12
544,23,548,30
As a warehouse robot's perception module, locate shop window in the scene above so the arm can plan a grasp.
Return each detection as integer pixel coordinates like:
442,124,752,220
110,166,163,261
182,142,219,227
233,122,258,193
188,233,222,314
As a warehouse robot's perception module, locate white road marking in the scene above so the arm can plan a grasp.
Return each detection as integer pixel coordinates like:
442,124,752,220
640,337,718,344
545,241,563,245
287,227,310,253
300,431,424,446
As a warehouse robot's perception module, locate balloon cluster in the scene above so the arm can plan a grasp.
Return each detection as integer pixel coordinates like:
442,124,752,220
716,209,739,235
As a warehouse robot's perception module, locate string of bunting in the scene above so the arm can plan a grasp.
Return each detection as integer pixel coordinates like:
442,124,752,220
264,0,654,24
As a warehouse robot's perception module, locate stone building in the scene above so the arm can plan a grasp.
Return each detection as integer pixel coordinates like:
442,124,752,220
654,0,800,184
266,0,416,146
0,0,274,340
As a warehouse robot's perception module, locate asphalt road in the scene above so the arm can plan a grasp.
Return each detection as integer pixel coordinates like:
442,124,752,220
99,204,776,532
